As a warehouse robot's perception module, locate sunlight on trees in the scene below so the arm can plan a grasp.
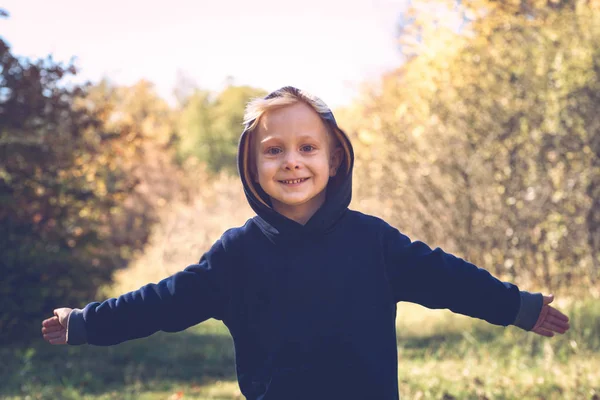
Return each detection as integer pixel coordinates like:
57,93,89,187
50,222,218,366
342,0,600,290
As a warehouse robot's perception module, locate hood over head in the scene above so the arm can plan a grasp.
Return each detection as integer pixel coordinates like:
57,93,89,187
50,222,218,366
237,86,354,239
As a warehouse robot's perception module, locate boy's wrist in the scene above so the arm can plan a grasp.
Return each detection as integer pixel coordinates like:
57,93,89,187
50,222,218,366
66,308,88,345
512,291,543,331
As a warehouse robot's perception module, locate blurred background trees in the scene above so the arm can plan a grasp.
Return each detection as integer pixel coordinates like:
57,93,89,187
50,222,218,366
177,84,266,174
346,0,600,290
0,38,148,343
0,32,262,343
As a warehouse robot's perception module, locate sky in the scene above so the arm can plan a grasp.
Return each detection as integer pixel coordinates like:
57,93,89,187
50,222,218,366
2,0,409,108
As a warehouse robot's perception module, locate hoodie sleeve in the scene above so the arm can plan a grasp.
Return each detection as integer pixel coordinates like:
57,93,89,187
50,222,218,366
381,222,542,329
67,237,233,346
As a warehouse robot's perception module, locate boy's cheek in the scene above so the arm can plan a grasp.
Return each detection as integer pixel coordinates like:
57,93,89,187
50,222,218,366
256,160,277,176
254,166,269,184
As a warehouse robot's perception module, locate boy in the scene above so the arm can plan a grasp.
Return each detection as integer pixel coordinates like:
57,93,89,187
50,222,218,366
42,86,570,400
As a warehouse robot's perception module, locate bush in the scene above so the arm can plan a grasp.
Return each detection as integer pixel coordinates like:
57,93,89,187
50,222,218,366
0,38,152,344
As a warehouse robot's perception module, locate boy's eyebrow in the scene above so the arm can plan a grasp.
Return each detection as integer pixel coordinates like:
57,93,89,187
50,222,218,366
295,133,323,142
259,133,324,145
258,135,281,146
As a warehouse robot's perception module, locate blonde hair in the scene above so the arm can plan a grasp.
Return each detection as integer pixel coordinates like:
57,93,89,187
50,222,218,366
243,88,332,131
240,87,352,208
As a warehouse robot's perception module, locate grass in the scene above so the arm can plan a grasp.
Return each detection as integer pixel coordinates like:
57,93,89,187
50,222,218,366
393,299,600,399
2,299,599,399
0,319,238,400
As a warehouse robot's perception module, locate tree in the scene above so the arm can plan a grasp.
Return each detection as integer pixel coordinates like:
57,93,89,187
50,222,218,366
84,79,187,250
347,0,600,290
0,40,181,343
177,84,267,175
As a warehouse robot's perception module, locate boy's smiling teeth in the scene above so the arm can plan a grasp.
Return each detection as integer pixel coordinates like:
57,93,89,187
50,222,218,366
279,178,309,184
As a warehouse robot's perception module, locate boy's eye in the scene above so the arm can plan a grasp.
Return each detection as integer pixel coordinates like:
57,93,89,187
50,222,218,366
300,145,315,152
266,147,282,155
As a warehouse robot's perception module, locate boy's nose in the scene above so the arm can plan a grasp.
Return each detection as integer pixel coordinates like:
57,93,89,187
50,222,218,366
284,162,301,170
283,154,301,170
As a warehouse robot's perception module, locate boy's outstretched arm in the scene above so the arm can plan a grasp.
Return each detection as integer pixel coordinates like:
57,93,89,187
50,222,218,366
381,222,570,334
41,238,234,346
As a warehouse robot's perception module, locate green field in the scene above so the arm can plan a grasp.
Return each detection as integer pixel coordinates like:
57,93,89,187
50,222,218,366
2,300,599,400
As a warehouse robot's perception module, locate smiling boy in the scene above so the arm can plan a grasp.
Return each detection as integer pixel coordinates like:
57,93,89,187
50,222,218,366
43,86,569,400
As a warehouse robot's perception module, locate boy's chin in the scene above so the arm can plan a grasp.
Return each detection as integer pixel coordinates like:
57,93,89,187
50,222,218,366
272,197,310,207
271,193,326,209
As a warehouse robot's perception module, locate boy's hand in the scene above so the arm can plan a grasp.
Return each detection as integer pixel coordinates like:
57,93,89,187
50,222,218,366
531,294,570,337
41,308,72,345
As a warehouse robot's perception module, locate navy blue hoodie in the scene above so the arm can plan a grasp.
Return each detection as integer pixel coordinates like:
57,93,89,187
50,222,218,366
68,86,542,400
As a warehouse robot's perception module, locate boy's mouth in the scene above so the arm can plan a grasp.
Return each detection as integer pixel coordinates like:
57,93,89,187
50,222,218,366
278,178,309,185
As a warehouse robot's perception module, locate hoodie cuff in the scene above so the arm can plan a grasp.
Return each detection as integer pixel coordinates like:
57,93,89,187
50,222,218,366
512,291,543,331
66,308,88,345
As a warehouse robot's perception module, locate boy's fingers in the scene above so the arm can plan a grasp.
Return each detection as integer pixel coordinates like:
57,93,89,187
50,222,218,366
533,327,554,337
542,294,554,305
43,331,64,341
548,313,570,328
42,325,62,334
548,307,569,322
547,322,570,333
42,316,59,327
48,337,67,345
44,331,63,339
535,307,570,334
542,320,568,334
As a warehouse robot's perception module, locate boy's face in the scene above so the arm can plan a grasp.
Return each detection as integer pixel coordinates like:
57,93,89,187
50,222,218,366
254,102,342,223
